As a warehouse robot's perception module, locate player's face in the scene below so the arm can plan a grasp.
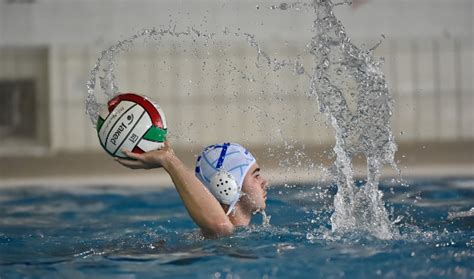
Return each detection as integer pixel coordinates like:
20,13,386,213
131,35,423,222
240,163,268,212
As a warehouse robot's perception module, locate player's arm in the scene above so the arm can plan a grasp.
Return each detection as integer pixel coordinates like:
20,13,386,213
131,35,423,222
115,142,234,237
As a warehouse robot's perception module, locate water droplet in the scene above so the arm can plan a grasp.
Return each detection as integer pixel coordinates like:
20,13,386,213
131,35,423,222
322,58,330,69
279,3,288,10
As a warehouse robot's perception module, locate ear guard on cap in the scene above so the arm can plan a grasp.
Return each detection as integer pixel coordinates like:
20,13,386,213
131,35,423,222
209,170,241,215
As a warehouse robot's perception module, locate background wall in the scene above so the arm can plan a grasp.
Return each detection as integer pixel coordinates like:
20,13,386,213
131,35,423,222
0,0,472,171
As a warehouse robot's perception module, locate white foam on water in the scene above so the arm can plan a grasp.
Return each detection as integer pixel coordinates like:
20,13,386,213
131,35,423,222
448,208,474,220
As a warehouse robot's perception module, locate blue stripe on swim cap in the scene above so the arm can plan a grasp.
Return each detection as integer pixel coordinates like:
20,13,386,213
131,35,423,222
195,155,202,174
215,143,230,169
203,152,218,171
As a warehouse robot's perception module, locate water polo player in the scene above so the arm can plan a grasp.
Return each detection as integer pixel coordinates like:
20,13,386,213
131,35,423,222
115,142,269,238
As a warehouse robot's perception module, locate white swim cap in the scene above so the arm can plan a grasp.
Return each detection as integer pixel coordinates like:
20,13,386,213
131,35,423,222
195,143,256,215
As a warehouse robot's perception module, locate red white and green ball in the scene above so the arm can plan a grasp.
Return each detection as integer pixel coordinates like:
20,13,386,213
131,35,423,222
96,93,167,159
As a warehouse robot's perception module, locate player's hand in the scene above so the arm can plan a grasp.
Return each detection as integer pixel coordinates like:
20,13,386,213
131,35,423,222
114,141,172,170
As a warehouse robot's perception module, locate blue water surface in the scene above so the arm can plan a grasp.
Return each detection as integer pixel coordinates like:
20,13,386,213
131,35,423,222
0,177,473,278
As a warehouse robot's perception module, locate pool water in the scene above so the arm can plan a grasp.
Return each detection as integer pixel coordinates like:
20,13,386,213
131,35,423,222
0,177,473,278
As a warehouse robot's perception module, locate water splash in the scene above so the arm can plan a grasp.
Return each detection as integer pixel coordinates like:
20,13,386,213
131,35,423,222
85,24,303,126
261,210,272,227
258,0,400,239
86,0,401,239
86,26,215,126
306,0,399,239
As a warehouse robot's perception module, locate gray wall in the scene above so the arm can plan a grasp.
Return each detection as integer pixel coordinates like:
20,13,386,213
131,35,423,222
1,0,472,44
0,0,472,154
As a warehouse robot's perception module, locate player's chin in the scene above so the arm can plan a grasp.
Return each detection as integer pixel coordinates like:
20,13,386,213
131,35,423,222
252,202,265,212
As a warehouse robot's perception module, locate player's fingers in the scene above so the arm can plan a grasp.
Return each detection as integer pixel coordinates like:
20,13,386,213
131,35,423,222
122,149,144,161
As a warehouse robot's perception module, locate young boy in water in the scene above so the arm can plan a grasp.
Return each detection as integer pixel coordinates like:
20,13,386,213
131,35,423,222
115,142,269,238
